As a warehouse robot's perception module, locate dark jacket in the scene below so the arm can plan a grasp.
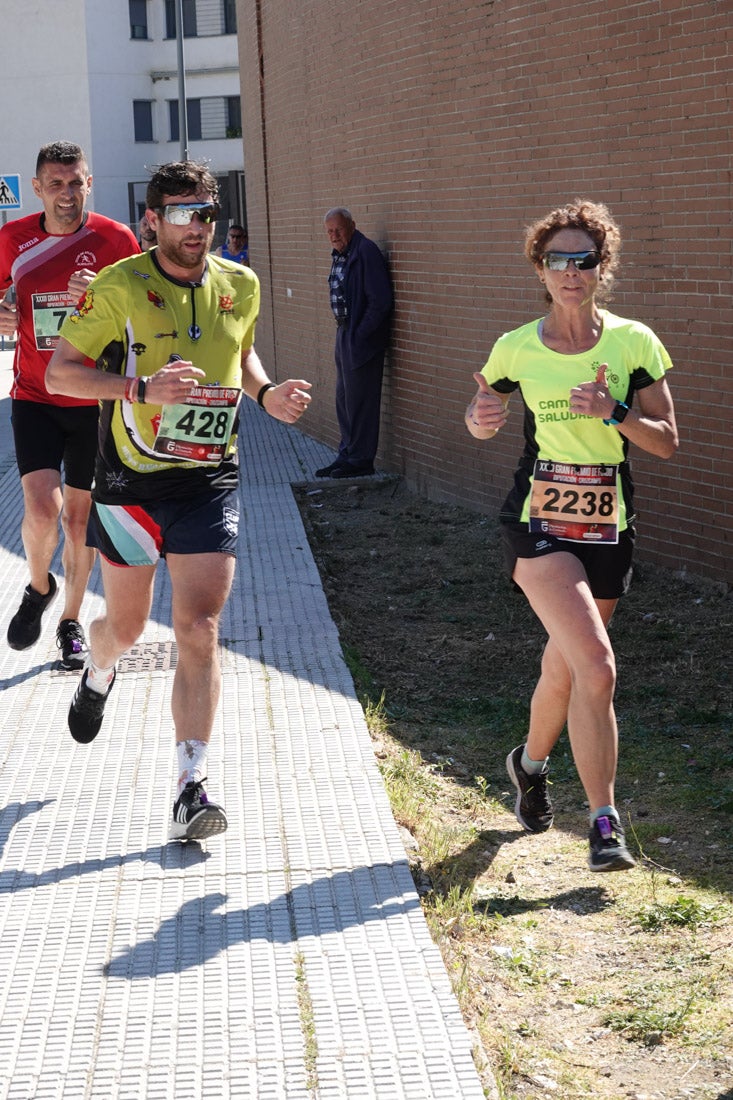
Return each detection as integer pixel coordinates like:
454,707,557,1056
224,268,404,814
340,229,393,368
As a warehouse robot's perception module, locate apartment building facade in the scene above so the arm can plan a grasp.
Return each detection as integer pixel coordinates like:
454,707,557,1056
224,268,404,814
2,0,245,241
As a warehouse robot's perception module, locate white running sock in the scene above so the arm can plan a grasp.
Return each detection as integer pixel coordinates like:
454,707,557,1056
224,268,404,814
86,660,116,695
176,739,209,795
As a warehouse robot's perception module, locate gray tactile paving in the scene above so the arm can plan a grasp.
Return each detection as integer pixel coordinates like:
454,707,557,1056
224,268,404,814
0,350,487,1099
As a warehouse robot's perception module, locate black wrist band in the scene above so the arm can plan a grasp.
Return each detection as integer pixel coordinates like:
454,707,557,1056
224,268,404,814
137,377,148,404
604,401,629,426
257,382,276,408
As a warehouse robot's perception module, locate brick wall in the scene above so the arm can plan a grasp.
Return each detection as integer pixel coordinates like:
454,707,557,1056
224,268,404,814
236,0,733,585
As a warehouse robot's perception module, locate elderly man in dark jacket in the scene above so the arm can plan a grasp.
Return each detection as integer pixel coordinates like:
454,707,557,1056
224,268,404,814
316,207,393,478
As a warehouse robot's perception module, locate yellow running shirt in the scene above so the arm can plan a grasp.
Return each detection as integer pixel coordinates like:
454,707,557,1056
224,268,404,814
60,250,260,502
481,311,673,531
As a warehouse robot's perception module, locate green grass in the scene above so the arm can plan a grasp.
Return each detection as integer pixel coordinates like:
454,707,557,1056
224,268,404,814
633,894,719,930
603,986,699,1043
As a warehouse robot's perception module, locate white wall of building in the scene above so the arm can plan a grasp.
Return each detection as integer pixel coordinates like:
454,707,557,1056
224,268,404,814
1,0,93,217
2,0,244,236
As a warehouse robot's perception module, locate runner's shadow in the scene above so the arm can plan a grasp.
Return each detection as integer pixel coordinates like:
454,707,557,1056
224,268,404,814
104,865,421,979
0,661,58,690
0,837,210,893
473,885,612,918
0,799,55,860
422,826,530,890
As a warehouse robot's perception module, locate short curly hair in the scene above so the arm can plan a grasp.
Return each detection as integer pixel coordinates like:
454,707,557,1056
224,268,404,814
146,161,219,210
36,141,87,175
525,198,621,304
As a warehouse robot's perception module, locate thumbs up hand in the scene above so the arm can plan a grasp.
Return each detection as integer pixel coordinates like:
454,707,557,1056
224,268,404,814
569,362,613,420
466,372,509,437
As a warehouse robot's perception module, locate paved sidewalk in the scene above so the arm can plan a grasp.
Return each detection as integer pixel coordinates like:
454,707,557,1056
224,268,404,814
0,350,488,1099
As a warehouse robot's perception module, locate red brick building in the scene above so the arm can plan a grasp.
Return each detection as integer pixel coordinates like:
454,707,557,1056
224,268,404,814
236,0,732,585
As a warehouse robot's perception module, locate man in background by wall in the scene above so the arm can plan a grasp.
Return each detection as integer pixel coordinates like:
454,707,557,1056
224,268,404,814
316,207,393,479
0,140,139,668
138,214,157,251
215,224,248,265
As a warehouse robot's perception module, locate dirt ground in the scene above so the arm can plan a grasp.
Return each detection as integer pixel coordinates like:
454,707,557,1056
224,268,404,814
295,476,733,1100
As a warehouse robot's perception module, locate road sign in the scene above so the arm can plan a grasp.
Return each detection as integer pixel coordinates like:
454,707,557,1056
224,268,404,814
0,175,21,211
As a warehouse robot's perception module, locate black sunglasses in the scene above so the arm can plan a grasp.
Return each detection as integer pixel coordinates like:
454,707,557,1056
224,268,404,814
542,250,602,271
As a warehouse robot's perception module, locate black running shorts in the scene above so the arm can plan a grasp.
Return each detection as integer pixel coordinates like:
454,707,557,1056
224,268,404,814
501,520,636,600
11,399,99,490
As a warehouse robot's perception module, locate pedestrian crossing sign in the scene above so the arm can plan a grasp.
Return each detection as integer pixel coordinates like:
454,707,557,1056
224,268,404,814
0,175,21,210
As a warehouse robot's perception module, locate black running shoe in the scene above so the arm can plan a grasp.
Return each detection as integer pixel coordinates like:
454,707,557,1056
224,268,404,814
56,619,88,671
68,668,116,744
7,573,58,650
588,813,636,872
170,779,228,841
506,744,554,833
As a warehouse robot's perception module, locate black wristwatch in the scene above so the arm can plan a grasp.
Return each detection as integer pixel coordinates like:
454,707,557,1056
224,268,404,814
604,401,629,426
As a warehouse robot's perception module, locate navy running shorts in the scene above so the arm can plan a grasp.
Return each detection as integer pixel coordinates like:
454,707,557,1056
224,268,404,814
87,488,240,566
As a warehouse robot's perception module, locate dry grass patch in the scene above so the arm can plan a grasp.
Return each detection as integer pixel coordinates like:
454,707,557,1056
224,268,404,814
296,478,733,1100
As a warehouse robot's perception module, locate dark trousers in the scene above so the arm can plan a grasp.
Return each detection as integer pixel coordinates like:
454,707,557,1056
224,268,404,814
334,326,385,467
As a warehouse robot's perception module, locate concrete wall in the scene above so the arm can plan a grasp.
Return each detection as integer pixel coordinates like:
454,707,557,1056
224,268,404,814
236,0,733,585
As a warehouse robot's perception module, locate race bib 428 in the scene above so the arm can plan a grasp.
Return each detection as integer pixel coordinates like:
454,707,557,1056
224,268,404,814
153,386,242,464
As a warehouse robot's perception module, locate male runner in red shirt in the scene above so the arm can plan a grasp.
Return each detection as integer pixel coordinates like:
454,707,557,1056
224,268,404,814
0,141,139,667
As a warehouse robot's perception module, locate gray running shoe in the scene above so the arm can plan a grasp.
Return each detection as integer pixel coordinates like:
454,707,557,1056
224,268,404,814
588,813,636,872
56,619,88,671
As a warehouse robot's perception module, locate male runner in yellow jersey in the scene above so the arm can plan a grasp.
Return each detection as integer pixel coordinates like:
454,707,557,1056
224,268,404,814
47,160,311,841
